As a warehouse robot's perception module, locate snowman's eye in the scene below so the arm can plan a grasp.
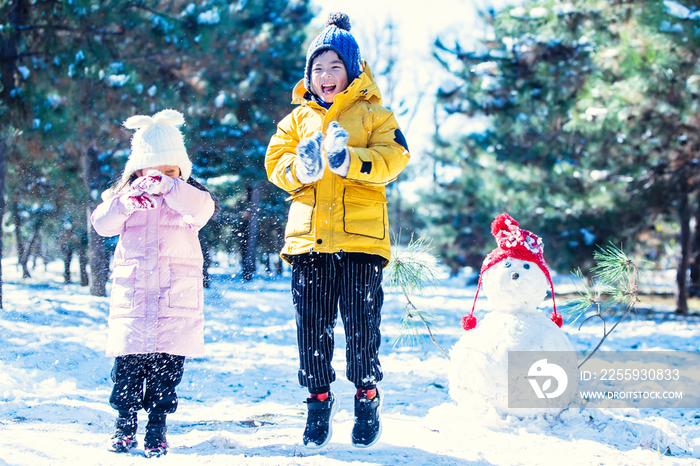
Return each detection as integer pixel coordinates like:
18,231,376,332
523,263,531,269
504,262,511,268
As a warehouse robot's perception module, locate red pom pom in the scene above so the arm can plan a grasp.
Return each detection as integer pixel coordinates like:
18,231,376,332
551,312,563,328
490,213,518,237
461,314,477,331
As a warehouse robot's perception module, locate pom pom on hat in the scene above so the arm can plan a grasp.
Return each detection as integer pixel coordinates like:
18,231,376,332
551,312,563,328
326,12,352,31
304,12,363,94
461,314,477,331
122,109,192,183
462,213,563,331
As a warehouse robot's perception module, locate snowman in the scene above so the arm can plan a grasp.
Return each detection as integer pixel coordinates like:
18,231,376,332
449,213,577,417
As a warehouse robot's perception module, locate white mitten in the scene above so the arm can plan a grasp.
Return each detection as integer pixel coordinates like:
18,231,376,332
131,170,175,195
324,121,350,177
118,191,157,212
295,131,325,184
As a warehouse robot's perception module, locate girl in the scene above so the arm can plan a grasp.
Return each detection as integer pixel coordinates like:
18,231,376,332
91,109,216,458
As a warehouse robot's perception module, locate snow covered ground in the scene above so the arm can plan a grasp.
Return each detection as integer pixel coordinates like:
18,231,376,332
1,257,699,465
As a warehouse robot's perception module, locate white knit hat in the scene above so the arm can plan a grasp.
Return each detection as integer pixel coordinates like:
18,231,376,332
122,109,192,182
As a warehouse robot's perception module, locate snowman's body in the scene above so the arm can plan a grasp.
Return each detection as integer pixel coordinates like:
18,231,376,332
449,258,577,416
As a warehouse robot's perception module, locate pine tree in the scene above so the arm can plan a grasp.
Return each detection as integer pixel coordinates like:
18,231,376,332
428,0,700,313
0,0,315,295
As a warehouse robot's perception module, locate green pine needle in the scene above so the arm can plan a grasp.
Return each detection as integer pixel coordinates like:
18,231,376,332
385,235,439,294
567,243,645,369
590,242,632,285
390,308,442,348
563,268,603,324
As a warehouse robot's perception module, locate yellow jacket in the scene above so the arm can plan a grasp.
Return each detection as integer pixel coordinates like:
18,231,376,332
265,62,410,265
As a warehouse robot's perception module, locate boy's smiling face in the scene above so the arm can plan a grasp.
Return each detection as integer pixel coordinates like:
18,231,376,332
310,50,349,103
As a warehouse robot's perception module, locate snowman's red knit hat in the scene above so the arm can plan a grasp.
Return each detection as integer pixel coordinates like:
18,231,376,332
461,213,562,331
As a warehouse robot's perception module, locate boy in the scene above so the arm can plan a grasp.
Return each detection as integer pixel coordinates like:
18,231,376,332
265,12,410,449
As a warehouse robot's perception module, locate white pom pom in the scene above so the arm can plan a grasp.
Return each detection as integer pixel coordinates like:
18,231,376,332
152,109,185,127
123,115,154,130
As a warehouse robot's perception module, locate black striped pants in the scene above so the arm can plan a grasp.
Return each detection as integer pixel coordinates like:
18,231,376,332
291,252,384,392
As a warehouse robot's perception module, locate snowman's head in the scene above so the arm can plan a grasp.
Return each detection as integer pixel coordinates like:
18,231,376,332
461,213,562,330
481,258,549,313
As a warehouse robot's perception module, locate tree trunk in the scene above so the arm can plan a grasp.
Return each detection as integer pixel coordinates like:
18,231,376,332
201,231,212,288
676,186,691,315
82,147,108,296
264,253,271,275
276,257,283,276
12,205,30,279
242,182,260,282
86,224,107,296
1,0,29,307
689,200,700,289
62,248,73,284
22,227,40,277
78,245,89,287
31,237,41,270
0,139,6,309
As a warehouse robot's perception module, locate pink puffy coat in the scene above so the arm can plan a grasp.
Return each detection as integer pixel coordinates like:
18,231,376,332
91,178,215,358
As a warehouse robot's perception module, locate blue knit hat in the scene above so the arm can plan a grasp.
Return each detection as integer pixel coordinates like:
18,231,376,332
304,12,362,94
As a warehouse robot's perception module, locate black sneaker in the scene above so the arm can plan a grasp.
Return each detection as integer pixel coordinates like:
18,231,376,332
110,416,138,453
351,390,382,448
144,423,168,458
302,392,338,448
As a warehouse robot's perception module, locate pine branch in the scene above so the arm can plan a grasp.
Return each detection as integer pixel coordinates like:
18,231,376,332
125,1,187,24
17,25,125,35
386,234,450,360
385,235,439,292
566,243,644,369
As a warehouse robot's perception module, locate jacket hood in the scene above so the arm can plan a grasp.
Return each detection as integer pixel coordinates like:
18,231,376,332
292,61,381,107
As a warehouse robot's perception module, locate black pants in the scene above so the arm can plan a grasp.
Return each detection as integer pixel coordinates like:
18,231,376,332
110,353,185,417
291,252,384,392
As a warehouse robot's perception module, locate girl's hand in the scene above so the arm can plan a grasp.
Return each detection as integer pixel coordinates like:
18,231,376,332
119,191,157,212
131,170,175,195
